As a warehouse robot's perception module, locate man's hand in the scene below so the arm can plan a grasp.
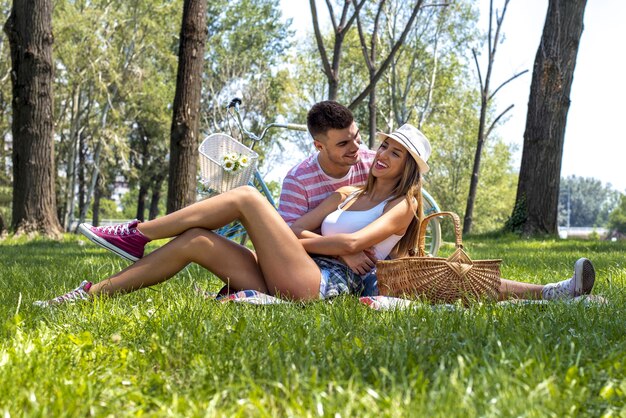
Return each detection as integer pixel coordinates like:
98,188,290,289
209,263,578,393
339,248,378,275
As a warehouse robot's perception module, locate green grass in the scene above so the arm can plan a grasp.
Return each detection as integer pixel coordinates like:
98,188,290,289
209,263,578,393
1,234,626,417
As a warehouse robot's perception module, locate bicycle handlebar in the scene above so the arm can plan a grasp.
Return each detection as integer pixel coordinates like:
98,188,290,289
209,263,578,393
225,96,307,143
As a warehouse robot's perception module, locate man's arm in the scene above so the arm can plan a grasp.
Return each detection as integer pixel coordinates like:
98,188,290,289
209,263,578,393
277,173,309,226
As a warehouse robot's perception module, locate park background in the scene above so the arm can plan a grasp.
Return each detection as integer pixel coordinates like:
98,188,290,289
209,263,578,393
279,0,626,192
1,0,625,237
2,1,626,416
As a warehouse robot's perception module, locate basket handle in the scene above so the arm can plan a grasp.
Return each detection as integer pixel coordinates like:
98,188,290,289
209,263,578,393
417,211,463,257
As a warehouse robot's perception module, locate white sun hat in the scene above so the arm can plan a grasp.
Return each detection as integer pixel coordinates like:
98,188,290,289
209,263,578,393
377,123,431,174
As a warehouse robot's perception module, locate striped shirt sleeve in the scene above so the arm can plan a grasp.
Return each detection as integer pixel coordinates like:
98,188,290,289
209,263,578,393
278,172,309,225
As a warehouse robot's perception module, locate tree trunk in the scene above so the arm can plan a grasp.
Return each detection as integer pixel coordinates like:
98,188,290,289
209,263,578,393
92,173,101,227
463,94,488,234
136,183,148,222
463,0,510,235
0,120,5,174
4,0,62,236
368,73,377,148
63,86,81,230
149,175,165,220
77,130,86,225
166,0,207,213
509,0,587,235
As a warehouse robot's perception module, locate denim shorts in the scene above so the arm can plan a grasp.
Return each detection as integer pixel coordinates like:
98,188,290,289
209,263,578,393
314,256,379,299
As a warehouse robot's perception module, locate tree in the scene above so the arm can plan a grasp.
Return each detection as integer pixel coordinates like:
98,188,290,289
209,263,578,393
558,176,621,227
353,0,423,143
462,0,527,234
309,0,426,139
507,0,587,236
0,0,10,180
0,0,10,228
201,0,294,159
608,194,626,235
379,0,478,131
4,0,62,236
167,0,208,213
292,7,518,233
425,87,517,234
309,0,366,101
53,0,157,230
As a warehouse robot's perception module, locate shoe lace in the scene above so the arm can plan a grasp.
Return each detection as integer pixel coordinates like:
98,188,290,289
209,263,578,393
100,222,134,236
51,283,90,303
543,278,573,300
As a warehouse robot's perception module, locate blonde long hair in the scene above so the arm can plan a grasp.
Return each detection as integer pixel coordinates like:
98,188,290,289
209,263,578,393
359,156,423,258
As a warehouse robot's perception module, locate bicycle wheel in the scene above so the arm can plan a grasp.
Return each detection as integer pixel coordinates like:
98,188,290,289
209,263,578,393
421,189,442,256
217,222,249,245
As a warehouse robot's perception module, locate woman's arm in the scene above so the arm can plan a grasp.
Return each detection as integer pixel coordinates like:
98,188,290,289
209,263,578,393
299,197,415,256
290,186,357,238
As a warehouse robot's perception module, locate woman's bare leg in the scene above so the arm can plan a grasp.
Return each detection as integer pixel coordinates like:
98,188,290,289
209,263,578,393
92,187,322,299
135,186,272,240
224,187,322,299
90,228,269,296
497,278,543,301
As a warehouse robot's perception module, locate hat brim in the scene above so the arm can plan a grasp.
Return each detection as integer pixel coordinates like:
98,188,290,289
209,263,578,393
377,132,430,174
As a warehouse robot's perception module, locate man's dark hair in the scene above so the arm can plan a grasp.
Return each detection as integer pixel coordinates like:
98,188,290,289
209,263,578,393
306,101,354,139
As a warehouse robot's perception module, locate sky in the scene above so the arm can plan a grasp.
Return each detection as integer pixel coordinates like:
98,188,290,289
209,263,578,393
279,0,626,192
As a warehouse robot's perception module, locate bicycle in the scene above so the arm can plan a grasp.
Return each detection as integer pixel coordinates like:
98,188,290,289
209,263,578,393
198,96,442,256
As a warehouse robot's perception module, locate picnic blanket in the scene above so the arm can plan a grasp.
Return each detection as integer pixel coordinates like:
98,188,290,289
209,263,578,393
195,286,607,310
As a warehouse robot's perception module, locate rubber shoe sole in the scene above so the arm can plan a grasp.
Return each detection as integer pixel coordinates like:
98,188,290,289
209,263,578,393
78,223,139,262
573,258,595,296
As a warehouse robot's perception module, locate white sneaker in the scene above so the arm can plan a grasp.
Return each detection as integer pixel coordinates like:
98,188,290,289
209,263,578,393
33,280,93,307
542,258,595,300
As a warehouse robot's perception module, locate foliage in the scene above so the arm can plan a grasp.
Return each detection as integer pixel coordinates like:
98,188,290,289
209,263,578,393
288,2,514,233
558,176,621,228
120,187,166,220
504,193,527,234
424,85,516,234
1,236,625,416
47,0,293,224
0,0,11,178
86,198,120,220
471,141,518,232
0,0,12,229
52,0,175,227
377,0,479,130
202,0,295,154
608,194,626,234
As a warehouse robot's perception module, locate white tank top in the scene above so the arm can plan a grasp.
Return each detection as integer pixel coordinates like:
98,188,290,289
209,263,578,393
321,191,403,259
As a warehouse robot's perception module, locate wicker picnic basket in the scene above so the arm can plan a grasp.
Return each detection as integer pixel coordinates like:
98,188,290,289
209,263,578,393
376,212,501,304
198,133,259,194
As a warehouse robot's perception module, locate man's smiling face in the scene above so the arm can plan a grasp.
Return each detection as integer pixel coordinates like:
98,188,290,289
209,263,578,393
314,122,362,177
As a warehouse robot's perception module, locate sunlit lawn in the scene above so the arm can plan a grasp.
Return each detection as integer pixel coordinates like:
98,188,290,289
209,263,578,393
1,233,625,417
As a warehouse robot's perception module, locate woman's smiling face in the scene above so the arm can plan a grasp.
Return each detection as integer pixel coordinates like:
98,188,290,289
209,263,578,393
371,137,409,179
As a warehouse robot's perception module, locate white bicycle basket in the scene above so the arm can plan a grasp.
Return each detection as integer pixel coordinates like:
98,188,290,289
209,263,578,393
198,133,259,194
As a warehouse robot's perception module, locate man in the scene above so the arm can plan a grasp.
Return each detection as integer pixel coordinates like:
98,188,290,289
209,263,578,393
278,101,376,225
278,101,379,295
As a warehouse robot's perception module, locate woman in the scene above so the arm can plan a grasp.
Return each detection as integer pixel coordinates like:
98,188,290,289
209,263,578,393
35,124,595,306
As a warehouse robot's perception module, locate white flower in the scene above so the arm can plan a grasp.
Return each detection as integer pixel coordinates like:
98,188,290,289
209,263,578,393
223,159,236,172
224,152,239,162
238,155,250,167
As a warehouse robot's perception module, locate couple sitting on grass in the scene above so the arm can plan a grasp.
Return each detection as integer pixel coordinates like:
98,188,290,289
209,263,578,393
35,101,596,306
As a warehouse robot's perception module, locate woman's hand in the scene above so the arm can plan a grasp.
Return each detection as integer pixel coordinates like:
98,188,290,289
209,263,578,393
339,248,378,275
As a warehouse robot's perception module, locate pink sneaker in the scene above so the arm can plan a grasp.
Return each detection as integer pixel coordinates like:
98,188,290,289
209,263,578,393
79,220,151,261
33,280,93,307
